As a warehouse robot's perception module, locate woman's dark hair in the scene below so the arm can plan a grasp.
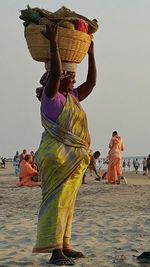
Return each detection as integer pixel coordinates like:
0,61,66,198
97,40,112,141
40,72,49,86
24,154,32,162
112,131,118,136
94,151,101,157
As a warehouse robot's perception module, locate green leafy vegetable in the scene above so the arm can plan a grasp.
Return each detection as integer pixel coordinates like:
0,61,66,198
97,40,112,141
19,5,41,26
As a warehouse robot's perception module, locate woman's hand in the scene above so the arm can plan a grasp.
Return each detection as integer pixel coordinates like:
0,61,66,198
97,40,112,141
41,24,58,45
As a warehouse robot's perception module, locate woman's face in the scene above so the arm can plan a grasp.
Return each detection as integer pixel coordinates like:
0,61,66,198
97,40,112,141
59,72,76,93
28,155,33,164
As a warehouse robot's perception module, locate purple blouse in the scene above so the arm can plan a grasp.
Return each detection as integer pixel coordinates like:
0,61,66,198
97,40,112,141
41,88,78,121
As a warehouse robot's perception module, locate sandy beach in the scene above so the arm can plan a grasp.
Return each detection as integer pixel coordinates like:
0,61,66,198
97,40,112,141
0,162,150,267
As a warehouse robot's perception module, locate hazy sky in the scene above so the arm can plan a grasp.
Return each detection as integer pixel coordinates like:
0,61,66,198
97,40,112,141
1,0,150,158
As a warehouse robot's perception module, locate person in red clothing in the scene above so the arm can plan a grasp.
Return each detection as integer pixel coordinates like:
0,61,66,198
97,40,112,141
107,131,124,184
19,149,27,165
16,154,41,187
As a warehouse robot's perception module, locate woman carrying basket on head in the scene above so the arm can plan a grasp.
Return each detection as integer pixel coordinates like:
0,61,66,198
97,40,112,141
33,24,97,266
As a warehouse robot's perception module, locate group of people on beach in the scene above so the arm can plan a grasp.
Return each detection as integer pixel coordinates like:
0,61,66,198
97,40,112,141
13,149,41,187
122,156,150,177
13,147,150,189
82,131,127,185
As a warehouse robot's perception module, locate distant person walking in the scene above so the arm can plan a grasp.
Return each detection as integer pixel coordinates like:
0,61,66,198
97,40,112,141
142,158,147,176
1,157,6,168
146,155,150,178
133,158,140,174
13,151,20,176
122,160,126,170
127,159,131,170
107,131,124,184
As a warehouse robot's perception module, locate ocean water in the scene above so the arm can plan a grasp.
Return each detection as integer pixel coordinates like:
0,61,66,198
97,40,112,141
97,156,147,172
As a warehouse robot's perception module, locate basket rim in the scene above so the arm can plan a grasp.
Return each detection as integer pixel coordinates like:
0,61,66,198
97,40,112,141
25,24,92,40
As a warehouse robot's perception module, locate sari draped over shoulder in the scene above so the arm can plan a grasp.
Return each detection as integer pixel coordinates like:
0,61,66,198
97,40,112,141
33,93,90,252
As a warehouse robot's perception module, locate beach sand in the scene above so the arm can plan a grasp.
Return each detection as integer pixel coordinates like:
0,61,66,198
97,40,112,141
0,162,150,267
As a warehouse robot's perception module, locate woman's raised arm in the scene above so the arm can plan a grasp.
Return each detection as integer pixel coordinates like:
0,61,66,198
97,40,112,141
41,25,63,98
77,41,97,101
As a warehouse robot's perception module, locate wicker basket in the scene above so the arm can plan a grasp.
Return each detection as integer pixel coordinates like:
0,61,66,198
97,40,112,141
24,24,92,63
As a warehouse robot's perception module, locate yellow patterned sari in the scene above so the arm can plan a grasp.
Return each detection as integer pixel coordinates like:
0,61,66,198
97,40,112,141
33,93,90,252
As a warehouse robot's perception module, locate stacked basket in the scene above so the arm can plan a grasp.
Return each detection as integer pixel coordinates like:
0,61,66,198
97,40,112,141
25,24,92,63
20,6,98,64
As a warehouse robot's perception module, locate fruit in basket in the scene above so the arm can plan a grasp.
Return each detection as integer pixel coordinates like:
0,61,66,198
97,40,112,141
58,20,75,30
